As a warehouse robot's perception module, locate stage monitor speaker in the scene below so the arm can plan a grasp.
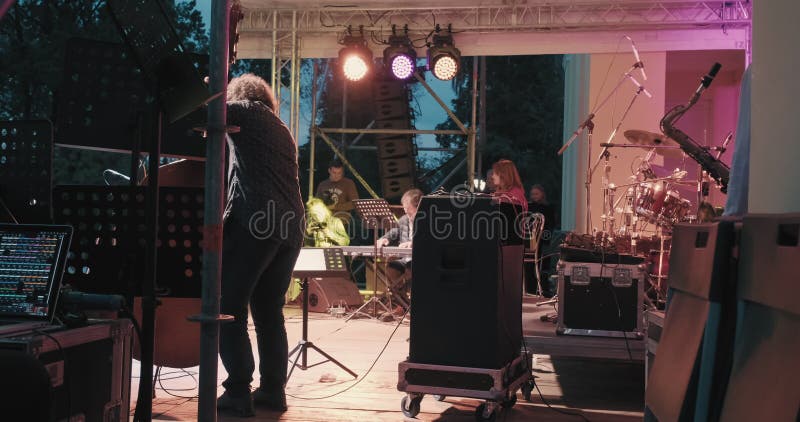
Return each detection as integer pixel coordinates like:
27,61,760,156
382,176,415,199
379,157,414,178
307,277,364,313
377,138,414,159
719,214,800,422
374,81,408,102
646,221,740,422
410,196,524,369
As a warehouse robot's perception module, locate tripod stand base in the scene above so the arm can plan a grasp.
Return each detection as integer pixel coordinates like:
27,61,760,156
287,340,358,381
346,295,394,321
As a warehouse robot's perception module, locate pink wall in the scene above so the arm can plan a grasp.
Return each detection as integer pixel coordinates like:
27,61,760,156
664,50,745,207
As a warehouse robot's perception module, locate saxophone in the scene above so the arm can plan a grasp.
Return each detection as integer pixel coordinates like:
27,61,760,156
659,63,730,193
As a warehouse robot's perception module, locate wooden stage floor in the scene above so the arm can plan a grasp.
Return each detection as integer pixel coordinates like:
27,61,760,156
136,296,645,421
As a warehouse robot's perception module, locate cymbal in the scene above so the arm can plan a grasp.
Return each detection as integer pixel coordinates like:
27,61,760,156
623,129,683,158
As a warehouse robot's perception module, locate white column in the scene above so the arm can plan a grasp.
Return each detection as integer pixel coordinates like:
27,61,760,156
750,1,800,213
561,54,591,233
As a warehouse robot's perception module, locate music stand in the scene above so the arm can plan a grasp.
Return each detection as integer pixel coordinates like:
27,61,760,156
348,199,398,320
287,248,357,381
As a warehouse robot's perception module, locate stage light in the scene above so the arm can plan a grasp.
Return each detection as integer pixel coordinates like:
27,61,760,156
427,27,460,81
383,31,417,80
338,31,372,82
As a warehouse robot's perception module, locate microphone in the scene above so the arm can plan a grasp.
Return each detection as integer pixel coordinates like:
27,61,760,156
716,131,734,160
60,291,126,310
690,62,722,105
625,35,647,81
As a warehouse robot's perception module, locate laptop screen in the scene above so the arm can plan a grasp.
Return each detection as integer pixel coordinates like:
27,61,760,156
0,224,72,321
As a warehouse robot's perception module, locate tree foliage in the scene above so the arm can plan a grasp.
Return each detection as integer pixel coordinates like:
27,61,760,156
434,55,565,212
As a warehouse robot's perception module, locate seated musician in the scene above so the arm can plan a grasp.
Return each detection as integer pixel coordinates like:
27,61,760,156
375,189,423,299
490,159,528,212
305,197,350,247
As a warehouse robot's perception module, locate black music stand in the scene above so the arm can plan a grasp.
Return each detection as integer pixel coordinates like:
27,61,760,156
287,248,357,381
53,185,205,298
348,199,398,320
0,120,53,224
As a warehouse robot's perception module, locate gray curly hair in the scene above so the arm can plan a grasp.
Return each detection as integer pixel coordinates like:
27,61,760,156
227,73,277,110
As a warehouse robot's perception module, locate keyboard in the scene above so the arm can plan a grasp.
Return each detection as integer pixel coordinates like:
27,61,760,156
339,246,412,258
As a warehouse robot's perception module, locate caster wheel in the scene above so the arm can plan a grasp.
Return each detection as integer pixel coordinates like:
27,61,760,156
522,379,535,402
474,403,497,421
433,394,446,401
401,395,421,418
502,393,517,408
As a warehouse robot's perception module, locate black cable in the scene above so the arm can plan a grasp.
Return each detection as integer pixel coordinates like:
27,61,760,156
533,378,591,422
34,329,70,422
606,279,635,362
156,368,199,399
286,306,410,400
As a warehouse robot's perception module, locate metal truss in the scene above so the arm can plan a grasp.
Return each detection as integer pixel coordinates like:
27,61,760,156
242,2,752,37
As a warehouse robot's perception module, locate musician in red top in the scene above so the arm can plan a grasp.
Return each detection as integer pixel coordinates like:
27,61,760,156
490,159,528,212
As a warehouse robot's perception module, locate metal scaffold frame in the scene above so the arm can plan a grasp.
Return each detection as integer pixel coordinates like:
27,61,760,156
260,1,752,198
243,1,752,35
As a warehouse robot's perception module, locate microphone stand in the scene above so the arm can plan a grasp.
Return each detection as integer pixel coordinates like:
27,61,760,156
0,194,19,224
559,62,648,234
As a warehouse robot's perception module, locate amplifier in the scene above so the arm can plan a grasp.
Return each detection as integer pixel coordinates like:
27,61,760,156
557,260,645,338
307,277,364,313
0,319,132,422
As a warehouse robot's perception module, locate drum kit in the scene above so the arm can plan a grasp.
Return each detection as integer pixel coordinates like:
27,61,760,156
592,128,719,305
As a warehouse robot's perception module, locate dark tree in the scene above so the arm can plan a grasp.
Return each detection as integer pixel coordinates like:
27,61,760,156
434,55,565,216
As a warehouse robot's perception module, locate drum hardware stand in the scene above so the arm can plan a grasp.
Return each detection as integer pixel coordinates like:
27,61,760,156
558,60,649,235
588,77,650,235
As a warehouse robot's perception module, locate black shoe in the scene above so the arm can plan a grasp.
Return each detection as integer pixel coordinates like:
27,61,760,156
252,388,288,412
217,391,255,417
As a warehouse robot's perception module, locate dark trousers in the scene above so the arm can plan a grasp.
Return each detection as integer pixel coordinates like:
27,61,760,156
219,221,301,396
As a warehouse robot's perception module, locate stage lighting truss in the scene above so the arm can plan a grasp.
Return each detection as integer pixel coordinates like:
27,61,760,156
338,29,373,82
383,29,417,80
427,27,461,81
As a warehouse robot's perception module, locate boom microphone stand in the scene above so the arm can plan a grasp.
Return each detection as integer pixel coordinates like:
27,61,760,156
558,61,650,234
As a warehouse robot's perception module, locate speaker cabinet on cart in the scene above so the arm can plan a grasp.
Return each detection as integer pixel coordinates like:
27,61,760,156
557,260,645,338
409,196,525,369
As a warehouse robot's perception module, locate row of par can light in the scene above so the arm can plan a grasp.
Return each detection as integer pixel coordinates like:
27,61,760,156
339,32,461,82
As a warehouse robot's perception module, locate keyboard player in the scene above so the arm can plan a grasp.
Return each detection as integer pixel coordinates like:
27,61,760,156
375,189,422,299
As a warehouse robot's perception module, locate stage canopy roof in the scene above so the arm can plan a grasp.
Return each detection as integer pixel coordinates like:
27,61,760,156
237,0,752,59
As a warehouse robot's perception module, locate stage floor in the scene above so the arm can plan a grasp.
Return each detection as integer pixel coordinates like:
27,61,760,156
135,296,645,421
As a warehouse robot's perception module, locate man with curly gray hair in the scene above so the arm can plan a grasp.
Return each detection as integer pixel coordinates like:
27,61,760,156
217,73,303,416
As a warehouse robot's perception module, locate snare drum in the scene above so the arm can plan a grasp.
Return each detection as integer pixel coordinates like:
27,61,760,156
635,182,667,223
660,191,691,225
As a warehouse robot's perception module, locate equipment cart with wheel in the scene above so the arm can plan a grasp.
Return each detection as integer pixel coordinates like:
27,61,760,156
397,351,536,421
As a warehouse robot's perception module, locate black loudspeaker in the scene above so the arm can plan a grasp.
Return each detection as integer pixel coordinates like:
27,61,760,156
375,100,410,121
381,176,416,199
374,81,407,101
306,277,363,313
377,138,414,159
410,196,525,368
379,157,414,178
374,119,410,140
